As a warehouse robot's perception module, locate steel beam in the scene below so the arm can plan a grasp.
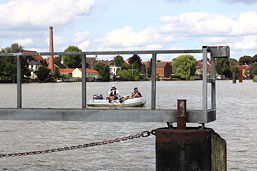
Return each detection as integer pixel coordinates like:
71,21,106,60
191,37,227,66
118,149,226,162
82,55,87,108
202,47,208,114
0,49,203,57
0,108,215,123
151,53,157,110
16,55,22,108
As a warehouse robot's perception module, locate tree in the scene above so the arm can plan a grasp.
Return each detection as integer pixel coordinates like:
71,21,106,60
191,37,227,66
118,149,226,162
127,54,142,70
229,58,238,66
117,69,140,81
250,63,257,76
172,55,197,80
231,66,239,79
35,66,51,81
216,58,232,78
53,67,60,79
239,55,252,65
62,46,82,68
113,55,125,67
0,43,31,82
252,54,257,63
93,61,110,81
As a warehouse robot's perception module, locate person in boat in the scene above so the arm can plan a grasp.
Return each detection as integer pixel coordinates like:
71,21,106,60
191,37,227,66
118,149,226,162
107,85,120,102
131,87,142,98
120,87,142,103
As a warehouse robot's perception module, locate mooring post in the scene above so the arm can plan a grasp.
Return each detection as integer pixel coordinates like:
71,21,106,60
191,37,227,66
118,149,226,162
155,99,227,171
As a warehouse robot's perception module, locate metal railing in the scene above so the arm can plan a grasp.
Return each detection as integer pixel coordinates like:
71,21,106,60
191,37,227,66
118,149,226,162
0,46,229,123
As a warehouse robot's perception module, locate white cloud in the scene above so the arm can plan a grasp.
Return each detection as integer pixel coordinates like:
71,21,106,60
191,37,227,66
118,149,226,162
230,35,257,50
221,0,257,4
78,40,90,50
96,26,162,48
74,31,90,43
0,0,97,27
160,11,257,36
12,38,33,46
203,37,229,44
45,36,64,46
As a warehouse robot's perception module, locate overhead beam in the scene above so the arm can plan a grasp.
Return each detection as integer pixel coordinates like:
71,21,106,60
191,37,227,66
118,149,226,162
0,49,203,57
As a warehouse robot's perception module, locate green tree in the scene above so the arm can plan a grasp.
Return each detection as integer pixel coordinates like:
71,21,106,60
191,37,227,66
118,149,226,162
35,66,51,81
53,67,60,79
250,63,257,76
230,58,238,66
93,61,110,81
216,58,232,78
172,55,197,80
62,46,82,68
239,55,252,65
0,44,31,82
252,54,257,63
54,55,62,63
117,69,140,81
231,66,239,78
113,55,125,67
127,54,142,70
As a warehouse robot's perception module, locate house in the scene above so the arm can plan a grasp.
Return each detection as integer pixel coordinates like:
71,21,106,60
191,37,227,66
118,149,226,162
195,60,212,75
72,68,99,81
156,62,172,78
238,65,251,78
77,57,97,68
24,50,45,79
58,68,74,78
110,66,121,75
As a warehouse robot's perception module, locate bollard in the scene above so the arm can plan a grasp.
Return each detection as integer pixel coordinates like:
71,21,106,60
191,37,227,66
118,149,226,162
239,69,243,83
155,100,227,171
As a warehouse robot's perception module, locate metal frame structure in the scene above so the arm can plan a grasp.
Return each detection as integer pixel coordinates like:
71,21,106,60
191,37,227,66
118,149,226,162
0,46,229,124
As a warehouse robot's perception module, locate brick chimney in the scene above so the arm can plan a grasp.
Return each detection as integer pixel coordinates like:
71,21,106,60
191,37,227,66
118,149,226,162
48,26,54,72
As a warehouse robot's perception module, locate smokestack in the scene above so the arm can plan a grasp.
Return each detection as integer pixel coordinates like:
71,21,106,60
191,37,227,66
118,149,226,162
48,26,54,72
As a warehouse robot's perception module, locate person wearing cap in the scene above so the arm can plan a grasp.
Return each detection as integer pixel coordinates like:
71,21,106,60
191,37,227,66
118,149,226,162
131,87,142,98
107,85,120,102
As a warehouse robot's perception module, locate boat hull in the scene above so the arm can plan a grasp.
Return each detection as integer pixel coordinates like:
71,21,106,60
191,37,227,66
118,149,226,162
87,98,146,107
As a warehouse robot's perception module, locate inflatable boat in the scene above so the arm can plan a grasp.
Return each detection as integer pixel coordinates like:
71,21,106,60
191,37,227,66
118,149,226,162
87,97,146,107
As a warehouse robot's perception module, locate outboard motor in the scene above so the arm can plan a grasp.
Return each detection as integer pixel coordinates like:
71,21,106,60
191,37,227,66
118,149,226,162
93,94,103,100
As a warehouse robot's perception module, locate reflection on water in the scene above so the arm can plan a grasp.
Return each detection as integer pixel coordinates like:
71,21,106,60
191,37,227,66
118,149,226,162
0,80,257,170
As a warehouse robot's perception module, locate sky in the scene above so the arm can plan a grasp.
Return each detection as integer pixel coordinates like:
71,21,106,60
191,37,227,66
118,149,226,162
0,0,257,61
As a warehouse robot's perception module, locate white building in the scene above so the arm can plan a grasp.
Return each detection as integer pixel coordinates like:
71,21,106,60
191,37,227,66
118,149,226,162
110,66,121,75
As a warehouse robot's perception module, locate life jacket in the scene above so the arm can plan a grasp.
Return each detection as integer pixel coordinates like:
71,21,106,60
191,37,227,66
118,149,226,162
110,89,117,96
132,90,141,97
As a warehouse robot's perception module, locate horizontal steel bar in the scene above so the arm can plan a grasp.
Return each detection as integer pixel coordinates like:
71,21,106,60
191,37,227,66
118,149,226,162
0,49,203,57
0,108,215,123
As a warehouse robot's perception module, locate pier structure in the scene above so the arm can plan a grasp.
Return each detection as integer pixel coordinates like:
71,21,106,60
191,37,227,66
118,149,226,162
0,46,229,170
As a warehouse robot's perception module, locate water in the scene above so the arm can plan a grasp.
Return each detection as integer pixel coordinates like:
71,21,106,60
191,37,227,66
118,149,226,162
0,80,256,170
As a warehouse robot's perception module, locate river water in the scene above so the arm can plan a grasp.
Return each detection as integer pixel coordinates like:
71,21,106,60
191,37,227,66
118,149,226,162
0,80,256,170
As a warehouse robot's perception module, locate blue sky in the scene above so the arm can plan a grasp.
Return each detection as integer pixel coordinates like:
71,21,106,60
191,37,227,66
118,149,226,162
0,0,257,60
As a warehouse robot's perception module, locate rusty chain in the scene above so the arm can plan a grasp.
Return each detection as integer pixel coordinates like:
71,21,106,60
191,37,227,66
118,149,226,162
0,130,156,158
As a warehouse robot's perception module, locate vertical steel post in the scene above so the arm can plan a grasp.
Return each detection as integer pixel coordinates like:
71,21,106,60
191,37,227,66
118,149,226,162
17,55,22,108
82,55,87,108
202,47,208,113
151,53,157,110
210,56,216,110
